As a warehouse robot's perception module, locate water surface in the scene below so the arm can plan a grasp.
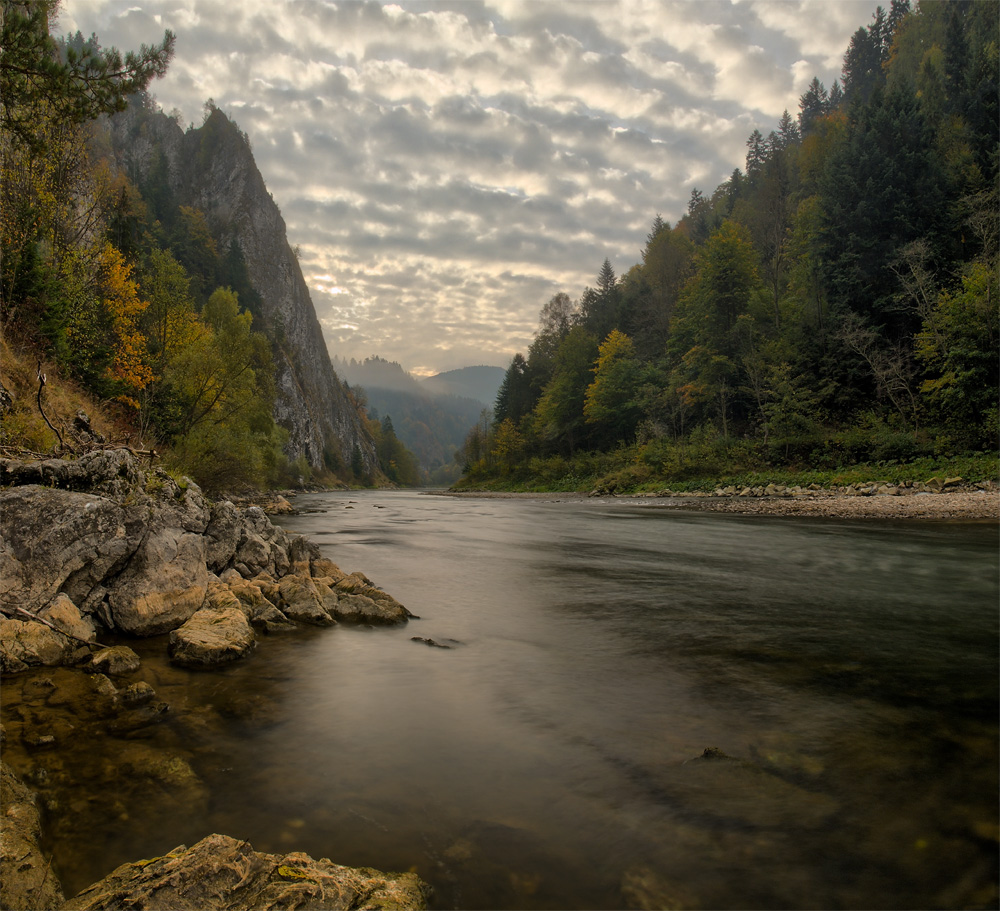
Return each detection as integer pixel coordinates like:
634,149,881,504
3,491,997,909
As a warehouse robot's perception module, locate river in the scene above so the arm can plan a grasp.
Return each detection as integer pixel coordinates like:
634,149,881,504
3,490,998,909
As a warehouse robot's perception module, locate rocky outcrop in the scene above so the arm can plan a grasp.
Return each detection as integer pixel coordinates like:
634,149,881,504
107,103,378,475
62,833,430,911
0,452,411,672
0,452,426,910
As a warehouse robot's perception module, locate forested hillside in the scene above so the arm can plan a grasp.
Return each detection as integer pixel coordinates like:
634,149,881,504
0,0,378,492
459,0,998,491
334,355,489,485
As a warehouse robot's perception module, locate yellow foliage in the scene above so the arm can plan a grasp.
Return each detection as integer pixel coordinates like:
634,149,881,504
97,243,154,400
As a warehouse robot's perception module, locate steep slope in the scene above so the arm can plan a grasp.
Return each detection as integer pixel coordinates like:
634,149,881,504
420,366,505,406
334,357,487,474
108,103,376,474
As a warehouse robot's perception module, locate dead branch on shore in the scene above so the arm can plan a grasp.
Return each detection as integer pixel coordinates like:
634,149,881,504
0,603,116,652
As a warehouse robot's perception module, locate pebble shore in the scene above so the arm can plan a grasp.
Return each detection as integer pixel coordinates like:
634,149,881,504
641,485,999,520
444,481,1000,521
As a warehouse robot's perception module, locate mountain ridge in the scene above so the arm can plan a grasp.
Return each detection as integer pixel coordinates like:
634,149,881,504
108,101,378,474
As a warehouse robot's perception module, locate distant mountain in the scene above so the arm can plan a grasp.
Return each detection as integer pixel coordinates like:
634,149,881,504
420,366,506,408
333,356,492,478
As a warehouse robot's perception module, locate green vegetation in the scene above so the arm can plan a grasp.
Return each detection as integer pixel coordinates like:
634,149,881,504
0,3,376,494
459,1,998,494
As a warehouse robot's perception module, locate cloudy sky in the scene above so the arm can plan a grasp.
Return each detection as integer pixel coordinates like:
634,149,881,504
59,0,875,376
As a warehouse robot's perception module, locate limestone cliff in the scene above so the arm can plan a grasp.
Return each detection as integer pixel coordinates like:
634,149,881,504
108,103,376,474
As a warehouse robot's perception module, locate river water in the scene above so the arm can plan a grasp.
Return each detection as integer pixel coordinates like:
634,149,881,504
3,491,998,909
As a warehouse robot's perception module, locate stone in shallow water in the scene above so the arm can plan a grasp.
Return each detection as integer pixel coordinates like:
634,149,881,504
62,832,431,911
168,606,256,668
90,645,141,676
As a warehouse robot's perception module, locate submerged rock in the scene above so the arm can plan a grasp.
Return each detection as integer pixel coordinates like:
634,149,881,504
63,832,431,911
90,645,141,677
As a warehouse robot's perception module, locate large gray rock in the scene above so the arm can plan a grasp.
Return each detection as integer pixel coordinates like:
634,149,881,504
0,486,146,614
63,833,430,911
168,606,256,668
108,526,209,635
205,500,243,573
0,762,65,911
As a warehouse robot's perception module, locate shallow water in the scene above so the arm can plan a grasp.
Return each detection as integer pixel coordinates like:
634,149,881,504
3,491,998,909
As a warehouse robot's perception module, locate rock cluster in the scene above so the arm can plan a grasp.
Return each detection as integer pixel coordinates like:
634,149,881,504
0,450,411,673
0,450,428,910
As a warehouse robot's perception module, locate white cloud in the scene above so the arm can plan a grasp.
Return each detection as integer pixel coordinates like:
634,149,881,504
59,0,869,373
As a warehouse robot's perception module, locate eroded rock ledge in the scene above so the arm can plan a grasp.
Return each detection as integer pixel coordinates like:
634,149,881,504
0,449,412,673
0,450,427,910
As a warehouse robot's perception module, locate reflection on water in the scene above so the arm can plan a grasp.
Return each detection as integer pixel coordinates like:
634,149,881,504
3,491,997,909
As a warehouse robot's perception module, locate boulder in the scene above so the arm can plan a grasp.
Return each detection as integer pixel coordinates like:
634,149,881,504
311,557,347,584
90,645,141,677
233,507,291,578
108,527,209,635
168,607,256,668
63,833,431,911
251,604,297,634
278,574,336,626
0,618,77,673
328,592,409,626
226,577,279,619
39,593,96,643
0,486,146,615
0,762,65,911
204,500,243,574
203,576,246,615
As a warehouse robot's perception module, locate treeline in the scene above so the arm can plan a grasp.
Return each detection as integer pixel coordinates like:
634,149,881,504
460,0,998,487
334,355,492,485
0,2,372,492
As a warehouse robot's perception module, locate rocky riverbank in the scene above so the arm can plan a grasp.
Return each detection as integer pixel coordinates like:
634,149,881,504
444,478,1000,521
0,450,430,910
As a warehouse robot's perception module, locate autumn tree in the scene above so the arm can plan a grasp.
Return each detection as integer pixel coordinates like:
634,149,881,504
583,330,645,444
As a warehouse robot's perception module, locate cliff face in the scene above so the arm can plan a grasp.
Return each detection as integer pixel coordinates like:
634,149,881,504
109,104,376,474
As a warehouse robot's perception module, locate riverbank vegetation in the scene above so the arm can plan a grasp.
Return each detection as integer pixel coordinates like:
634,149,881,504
0,1,415,494
456,1,998,495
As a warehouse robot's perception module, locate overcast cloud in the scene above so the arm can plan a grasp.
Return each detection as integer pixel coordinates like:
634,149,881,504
59,0,875,375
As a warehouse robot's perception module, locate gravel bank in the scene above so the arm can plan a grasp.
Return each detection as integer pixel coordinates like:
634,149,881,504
643,487,999,520
440,485,999,521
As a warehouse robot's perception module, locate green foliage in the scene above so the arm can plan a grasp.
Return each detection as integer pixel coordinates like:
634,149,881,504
916,261,999,449
533,326,599,453
583,330,645,444
371,413,421,486
1,1,174,150
455,0,997,493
